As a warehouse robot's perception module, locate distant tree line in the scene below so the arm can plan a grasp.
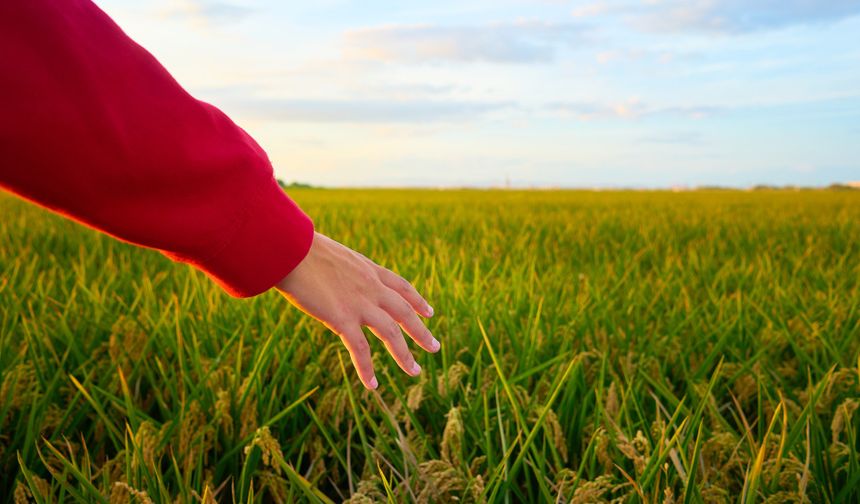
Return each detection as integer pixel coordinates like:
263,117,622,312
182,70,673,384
276,179,319,189
749,183,859,191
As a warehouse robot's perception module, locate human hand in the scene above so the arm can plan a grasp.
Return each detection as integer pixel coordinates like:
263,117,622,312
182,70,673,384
276,232,438,389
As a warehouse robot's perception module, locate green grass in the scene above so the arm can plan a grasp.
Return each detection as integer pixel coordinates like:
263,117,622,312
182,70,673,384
1,189,859,503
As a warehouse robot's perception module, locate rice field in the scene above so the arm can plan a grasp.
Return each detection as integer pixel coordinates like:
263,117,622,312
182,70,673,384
1,188,859,503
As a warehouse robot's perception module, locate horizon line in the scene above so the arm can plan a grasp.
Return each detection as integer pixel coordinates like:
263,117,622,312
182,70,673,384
281,181,860,191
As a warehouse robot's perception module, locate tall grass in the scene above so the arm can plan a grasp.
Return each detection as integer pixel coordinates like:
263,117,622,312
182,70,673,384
1,189,858,502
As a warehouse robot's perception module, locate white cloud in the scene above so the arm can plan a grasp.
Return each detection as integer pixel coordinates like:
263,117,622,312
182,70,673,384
547,100,720,120
568,0,860,33
633,0,860,33
343,21,585,64
213,95,511,123
572,2,613,18
159,0,253,28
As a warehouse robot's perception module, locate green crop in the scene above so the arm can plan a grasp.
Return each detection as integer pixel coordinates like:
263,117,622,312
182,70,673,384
1,189,858,502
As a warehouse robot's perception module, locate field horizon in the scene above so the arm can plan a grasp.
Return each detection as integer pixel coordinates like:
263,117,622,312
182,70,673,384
275,182,860,192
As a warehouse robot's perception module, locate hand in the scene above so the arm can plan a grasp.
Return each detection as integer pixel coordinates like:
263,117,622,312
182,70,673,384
276,232,438,389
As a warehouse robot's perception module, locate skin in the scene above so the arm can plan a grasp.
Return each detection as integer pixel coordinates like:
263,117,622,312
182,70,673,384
276,232,438,390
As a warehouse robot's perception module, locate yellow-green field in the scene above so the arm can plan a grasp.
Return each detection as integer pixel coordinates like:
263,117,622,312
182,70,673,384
1,189,859,503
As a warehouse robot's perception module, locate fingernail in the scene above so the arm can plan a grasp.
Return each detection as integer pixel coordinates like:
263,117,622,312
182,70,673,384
410,362,421,375
369,376,378,389
427,305,435,317
430,337,441,352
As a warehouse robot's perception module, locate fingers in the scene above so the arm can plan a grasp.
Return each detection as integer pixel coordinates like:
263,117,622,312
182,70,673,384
364,310,421,377
377,268,434,318
380,291,440,353
336,324,378,390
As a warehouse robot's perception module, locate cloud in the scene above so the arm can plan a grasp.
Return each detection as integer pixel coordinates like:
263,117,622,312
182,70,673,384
640,131,704,145
637,0,860,33
215,96,511,123
159,0,253,28
593,48,685,65
548,99,653,119
350,83,466,100
571,0,860,33
639,0,860,33
572,2,614,18
343,21,585,64
547,100,720,120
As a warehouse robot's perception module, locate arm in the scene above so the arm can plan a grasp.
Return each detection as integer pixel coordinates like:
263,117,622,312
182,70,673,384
0,0,438,388
0,0,311,297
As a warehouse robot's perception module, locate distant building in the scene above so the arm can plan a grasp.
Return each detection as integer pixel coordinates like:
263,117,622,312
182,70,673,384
847,181,860,188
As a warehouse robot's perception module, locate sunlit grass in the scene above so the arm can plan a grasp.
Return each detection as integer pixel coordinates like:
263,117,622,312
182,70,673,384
1,189,858,502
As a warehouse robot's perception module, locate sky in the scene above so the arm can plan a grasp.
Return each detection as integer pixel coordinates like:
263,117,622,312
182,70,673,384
98,0,860,188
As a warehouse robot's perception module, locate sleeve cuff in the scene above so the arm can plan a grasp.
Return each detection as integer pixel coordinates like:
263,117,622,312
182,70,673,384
169,179,314,298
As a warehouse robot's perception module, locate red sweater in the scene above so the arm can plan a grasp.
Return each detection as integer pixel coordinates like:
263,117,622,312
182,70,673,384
0,0,314,298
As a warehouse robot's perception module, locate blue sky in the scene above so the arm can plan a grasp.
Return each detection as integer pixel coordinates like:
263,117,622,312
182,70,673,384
99,0,860,187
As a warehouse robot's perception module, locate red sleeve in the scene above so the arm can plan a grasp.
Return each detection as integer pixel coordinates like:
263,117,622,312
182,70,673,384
0,0,314,298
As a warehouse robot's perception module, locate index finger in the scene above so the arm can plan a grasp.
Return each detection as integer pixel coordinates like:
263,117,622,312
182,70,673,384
377,268,434,318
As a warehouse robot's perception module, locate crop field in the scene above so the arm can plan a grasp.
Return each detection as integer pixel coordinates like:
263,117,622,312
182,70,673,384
1,189,859,503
